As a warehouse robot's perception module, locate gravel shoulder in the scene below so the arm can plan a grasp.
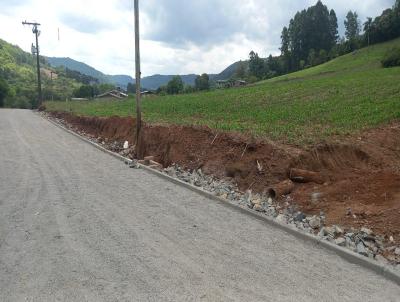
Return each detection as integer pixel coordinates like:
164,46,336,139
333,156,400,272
0,109,399,302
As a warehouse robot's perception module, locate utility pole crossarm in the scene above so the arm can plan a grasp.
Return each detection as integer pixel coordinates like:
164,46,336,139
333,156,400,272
22,21,41,26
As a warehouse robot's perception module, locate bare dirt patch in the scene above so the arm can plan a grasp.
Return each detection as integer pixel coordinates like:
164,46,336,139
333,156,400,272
49,112,400,240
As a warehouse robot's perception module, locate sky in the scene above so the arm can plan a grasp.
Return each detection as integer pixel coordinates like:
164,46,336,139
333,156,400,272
0,0,394,77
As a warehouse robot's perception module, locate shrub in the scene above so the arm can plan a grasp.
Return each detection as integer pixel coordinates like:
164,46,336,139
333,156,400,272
381,47,400,68
0,78,9,107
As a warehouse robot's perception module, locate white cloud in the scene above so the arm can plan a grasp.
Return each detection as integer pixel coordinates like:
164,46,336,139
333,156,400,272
0,0,394,77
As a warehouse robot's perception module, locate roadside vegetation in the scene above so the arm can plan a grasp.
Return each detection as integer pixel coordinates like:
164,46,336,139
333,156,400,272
45,38,400,145
0,38,86,108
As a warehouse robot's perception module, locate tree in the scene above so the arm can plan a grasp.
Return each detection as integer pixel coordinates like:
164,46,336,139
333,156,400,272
127,82,136,94
319,49,328,64
308,49,317,66
100,83,115,94
280,26,291,72
235,61,247,79
183,85,195,94
248,51,265,79
284,1,338,71
0,78,9,107
265,54,282,76
73,85,94,98
364,17,373,46
166,76,184,94
329,9,339,45
195,73,210,91
345,11,361,40
280,27,290,56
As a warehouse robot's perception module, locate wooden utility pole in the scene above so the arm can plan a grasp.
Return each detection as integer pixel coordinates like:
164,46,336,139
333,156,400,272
22,21,43,108
134,0,143,158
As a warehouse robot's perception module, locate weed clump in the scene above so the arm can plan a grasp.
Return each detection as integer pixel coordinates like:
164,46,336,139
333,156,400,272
382,47,400,68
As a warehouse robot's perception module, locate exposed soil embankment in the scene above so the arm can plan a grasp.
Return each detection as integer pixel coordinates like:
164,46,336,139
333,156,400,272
50,111,400,240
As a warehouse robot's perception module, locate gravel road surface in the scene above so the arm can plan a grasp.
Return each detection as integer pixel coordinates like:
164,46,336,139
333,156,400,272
0,109,399,302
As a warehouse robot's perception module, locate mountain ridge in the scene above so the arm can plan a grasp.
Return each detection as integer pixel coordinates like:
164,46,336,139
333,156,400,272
46,56,243,90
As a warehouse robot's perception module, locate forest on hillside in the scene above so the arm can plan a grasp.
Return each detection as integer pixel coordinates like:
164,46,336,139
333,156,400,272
245,0,400,81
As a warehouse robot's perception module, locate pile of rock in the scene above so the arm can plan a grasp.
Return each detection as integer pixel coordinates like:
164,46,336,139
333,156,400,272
158,164,399,267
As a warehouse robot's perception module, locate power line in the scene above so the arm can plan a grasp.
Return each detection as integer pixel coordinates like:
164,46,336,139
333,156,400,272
22,20,43,108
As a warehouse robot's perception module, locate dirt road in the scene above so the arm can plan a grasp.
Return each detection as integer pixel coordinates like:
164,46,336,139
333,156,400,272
0,109,399,301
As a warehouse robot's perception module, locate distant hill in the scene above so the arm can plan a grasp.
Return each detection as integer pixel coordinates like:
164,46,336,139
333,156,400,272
46,57,106,81
46,56,245,90
211,60,248,81
109,74,134,88
141,74,198,90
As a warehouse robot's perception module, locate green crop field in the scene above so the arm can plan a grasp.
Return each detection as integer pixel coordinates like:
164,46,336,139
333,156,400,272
45,38,400,145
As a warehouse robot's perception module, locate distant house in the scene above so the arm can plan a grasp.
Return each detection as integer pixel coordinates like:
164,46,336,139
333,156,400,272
71,98,89,101
141,90,155,98
96,89,128,100
235,80,247,87
216,79,247,89
216,80,230,89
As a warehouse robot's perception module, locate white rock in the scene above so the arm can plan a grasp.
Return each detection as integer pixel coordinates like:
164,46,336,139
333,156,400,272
318,227,325,238
395,248,400,256
251,198,262,206
324,226,336,237
335,237,346,247
334,225,344,235
253,204,265,212
123,141,129,149
276,214,286,223
309,216,321,229
390,236,394,243
361,227,373,235
356,242,368,256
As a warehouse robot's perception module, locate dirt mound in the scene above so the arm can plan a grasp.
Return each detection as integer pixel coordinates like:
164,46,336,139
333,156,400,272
51,112,135,143
50,111,400,239
291,144,371,172
141,123,298,192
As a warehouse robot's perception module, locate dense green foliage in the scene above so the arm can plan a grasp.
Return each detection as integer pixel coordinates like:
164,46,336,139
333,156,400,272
365,0,400,45
127,82,136,93
244,0,400,82
0,39,81,108
285,1,338,71
45,39,400,145
382,47,400,67
344,11,361,40
194,74,210,91
163,76,183,94
72,83,116,98
73,85,94,98
0,39,38,108
0,78,9,107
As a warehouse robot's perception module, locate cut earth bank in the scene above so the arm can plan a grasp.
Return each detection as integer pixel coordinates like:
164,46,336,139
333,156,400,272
46,111,400,267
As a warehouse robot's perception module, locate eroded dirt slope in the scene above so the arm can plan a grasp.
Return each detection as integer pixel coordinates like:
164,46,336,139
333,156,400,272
50,112,400,240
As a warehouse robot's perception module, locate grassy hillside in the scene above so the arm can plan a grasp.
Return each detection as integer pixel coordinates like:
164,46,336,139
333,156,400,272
0,39,81,108
45,39,400,144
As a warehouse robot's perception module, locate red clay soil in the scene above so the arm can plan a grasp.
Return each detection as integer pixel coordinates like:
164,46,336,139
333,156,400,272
50,112,400,240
